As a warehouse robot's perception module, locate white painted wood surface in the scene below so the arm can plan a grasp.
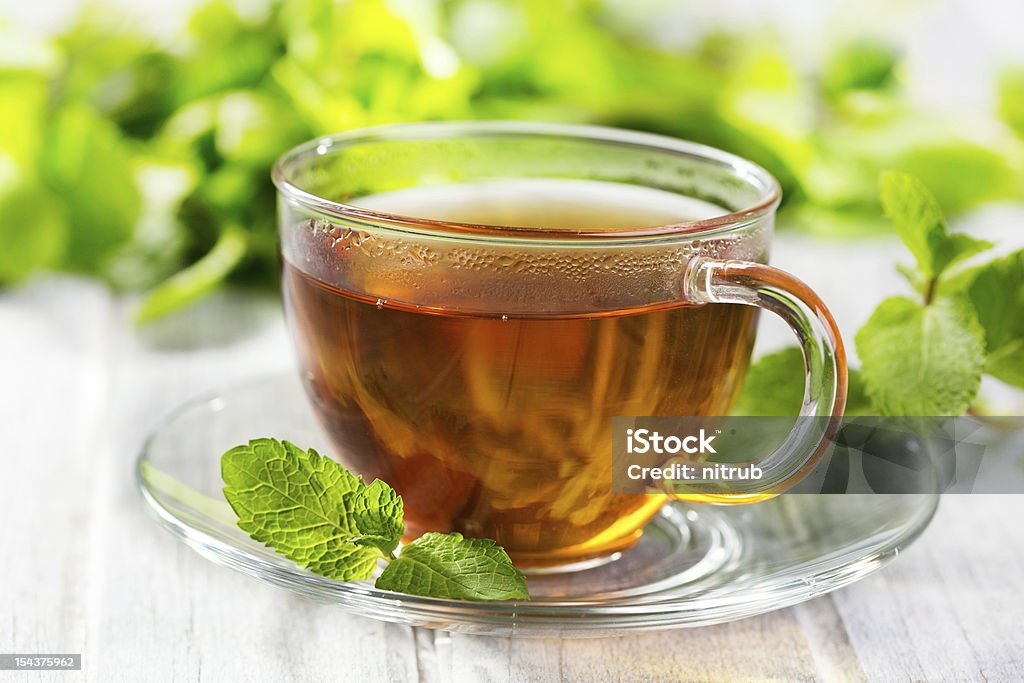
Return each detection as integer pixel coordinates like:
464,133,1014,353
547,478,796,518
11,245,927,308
3,233,1024,681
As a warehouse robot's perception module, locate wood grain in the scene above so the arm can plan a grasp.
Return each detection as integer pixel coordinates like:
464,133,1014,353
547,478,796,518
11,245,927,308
0,278,114,683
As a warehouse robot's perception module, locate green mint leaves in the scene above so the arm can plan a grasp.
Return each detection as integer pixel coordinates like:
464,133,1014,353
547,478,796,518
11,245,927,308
857,172,994,416
733,348,872,417
731,347,806,416
998,68,1024,138
735,171,1019,419
134,224,249,325
376,533,531,601
856,297,985,416
221,439,529,601
878,171,993,282
222,439,400,580
966,250,1024,388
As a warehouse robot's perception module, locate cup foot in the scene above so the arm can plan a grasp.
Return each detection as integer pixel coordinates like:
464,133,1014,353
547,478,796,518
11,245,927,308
519,551,625,576
510,505,738,598
405,504,731,588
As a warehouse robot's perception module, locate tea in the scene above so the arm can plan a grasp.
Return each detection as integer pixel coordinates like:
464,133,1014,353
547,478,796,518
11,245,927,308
283,179,757,565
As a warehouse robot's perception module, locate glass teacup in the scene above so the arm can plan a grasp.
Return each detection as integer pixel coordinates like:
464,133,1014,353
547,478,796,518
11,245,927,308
273,122,846,567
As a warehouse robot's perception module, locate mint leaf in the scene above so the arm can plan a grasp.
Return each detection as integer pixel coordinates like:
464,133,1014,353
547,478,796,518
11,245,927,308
376,532,529,601
822,39,898,99
941,233,995,272
348,479,404,556
40,104,142,271
221,438,403,581
856,296,985,416
732,346,873,417
879,171,993,280
880,171,946,278
732,347,805,416
221,439,529,600
845,368,873,416
0,182,67,284
720,50,816,179
965,249,1024,388
998,67,1024,138
0,71,49,169
214,91,308,168
135,224,248,324
893,143,1016,217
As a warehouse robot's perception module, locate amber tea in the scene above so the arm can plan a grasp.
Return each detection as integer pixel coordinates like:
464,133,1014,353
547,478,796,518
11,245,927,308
283,179,757,565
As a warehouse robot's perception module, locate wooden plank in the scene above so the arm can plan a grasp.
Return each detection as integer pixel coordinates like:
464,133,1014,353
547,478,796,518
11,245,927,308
792,597,868,683
831,496,1024,682
0,278,115,681
441,609,825,683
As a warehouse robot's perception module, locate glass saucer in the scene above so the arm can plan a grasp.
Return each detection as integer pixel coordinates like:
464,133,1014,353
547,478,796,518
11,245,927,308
137,373,938,637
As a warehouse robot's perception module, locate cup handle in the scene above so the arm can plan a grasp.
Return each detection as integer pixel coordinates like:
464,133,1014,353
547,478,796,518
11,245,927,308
680,257,848,501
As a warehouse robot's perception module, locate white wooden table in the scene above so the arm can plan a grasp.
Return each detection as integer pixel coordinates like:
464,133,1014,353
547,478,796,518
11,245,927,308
3,235,1024,682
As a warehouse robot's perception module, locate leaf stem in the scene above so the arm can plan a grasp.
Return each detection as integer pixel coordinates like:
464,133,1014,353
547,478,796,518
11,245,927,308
134,223,249,324
923,277,936,306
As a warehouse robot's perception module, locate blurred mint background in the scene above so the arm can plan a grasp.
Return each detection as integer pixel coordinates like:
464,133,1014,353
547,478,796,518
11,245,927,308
3,0,1024,320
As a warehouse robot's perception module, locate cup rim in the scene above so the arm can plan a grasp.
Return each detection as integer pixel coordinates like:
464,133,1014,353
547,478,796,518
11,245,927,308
271,121,782,240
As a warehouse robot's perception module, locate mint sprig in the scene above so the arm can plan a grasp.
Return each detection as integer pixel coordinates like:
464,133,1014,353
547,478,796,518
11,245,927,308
377,533,531,601
856,296,985,416
221,438,529,601
858,172,991,415
965,249,1024,389
878,171,993,298
735,171,1018,418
